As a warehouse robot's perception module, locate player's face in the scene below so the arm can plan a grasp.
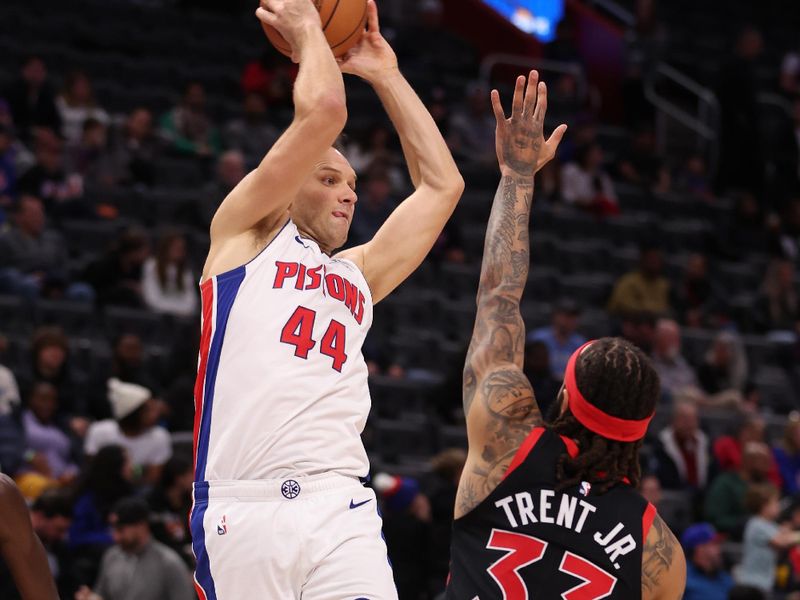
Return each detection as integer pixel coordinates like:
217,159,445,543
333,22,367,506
292,148,358,253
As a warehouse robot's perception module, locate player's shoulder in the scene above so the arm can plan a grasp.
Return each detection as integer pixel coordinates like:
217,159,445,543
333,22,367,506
641,513,686,600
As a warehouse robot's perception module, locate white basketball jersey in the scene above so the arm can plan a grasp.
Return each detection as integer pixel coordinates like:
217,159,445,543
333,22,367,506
192,220,373,482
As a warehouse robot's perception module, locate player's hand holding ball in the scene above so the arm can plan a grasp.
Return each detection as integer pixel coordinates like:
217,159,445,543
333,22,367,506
256,0,323,63
491,71,568,176
337,0,398,83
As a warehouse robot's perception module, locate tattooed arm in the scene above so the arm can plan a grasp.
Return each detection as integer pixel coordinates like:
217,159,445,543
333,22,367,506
641,515,687,600
455,72,566,519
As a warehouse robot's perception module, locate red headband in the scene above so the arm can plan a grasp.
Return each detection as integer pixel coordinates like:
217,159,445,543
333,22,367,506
565,341,654,442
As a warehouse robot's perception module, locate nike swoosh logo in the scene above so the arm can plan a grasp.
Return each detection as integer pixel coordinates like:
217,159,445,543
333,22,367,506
349,498,372,509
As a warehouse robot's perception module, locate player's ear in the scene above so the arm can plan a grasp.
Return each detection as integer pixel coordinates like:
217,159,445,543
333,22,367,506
559,387,569,416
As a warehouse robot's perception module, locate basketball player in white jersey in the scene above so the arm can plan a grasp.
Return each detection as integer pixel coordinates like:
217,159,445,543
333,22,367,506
189,1,463,598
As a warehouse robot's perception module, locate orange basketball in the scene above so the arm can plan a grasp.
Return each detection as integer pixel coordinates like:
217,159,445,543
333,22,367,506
262,0,368,58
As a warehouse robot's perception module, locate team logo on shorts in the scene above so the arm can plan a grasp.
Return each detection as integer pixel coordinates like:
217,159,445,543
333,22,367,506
217,515,227,535
281,480,301,499
579,481,592,497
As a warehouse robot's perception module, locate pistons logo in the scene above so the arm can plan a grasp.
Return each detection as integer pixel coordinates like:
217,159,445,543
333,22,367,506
217,515,227,535
579,481,592,497
281,480,301,499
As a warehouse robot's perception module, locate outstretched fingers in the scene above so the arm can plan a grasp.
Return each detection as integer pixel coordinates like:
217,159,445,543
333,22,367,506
490,89,506,126
510,76,525,120
522,70,539,118
532,81,547,124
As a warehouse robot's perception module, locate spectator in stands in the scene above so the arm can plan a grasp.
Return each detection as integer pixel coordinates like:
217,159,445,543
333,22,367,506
88,333,158,421
780,47,800,98
109,107,158,188
522,340,561,419
713,415,781,488
195,150,246,231
68,118,115,190
0,194,93,301
672,253,725,328
616,126,669,193
350,167,397,246
69,445,133,557
527,300,585,379
4,56,61,142
653,400,712,491
84,227,150,307
0,333,21,416
75,497,195,600
30,490,75,597
0,411,24,475
241,50,297,110
720,191,768,259
427,449,466,595
448,82,496,166
345,124,404,187
16,382,80,498
771,199,800,261
375,473,433,600
560,143,620,216
773,415,800,496
681,522,733,600
23,326,83,420
704,441,772,539
738,483,800,594
224,92,278,167
639,473,662,506
159,82,220,158
676,154,715,201
650,319,700,397
395,0,476,85
84,379,171,485
608,245,670,316
141,231,197,317
698,331,749,395
757,258,799,334
146,457,193,568
619,311,657,354
428,217,466,264
0,124,17,222
55,71,110,146
716,26,764,195
17,129,87,220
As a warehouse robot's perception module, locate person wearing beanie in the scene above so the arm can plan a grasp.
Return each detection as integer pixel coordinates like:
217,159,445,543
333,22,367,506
681,523,734,600
83,379,171,484
375,473,433,599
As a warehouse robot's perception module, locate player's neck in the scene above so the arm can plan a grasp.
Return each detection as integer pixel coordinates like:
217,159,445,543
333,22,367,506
295,224,333,256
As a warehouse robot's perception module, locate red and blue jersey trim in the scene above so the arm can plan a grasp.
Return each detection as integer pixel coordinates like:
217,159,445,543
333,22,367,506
190,265,246,600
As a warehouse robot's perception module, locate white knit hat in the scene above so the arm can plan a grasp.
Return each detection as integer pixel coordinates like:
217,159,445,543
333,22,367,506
107,378,151,420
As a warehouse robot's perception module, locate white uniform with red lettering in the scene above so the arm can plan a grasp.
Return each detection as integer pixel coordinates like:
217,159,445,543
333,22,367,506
190,219,397,600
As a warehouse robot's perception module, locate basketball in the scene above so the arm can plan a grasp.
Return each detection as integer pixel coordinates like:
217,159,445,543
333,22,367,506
262,0,368,58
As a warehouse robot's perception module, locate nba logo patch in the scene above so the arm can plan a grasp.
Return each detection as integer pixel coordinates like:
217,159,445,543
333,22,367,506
217,515,227,536
579,481,592,497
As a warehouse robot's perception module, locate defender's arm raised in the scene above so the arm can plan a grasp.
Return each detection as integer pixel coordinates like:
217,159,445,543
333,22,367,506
456,73,566,518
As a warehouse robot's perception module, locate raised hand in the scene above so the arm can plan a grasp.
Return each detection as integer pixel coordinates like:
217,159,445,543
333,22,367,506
337,0,398,82
491,71,567,176
256,0,323,59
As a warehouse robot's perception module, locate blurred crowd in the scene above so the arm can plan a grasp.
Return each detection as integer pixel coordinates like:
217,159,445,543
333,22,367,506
0,0,800,598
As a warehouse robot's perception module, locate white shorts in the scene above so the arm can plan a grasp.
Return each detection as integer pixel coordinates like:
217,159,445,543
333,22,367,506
190,473,398,600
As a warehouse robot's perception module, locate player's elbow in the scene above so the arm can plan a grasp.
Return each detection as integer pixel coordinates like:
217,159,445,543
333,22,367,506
423,173,465,204
297,94,347,135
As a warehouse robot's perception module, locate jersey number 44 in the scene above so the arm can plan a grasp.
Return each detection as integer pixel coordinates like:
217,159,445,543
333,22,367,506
280,306,348,372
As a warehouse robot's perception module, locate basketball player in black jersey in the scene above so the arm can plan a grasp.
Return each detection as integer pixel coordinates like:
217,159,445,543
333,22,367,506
446,72,686,599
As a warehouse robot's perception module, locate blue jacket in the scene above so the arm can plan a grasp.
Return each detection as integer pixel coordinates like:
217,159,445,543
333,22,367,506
773,446,800,495
683,562,734,600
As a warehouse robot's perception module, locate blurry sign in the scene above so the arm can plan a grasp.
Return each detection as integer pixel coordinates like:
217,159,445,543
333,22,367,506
479,0,565,42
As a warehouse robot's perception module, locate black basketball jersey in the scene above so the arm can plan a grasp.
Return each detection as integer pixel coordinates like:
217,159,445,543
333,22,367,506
447,427,656,600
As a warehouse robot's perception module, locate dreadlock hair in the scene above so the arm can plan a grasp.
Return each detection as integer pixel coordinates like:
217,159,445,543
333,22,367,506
550,337,660,495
